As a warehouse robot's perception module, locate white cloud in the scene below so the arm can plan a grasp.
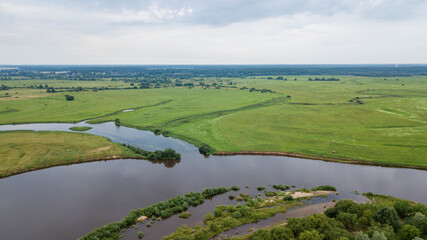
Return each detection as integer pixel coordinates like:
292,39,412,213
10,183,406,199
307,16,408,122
0,0,426,64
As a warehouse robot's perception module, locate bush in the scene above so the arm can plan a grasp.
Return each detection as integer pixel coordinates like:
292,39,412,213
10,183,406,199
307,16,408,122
270,227,294,240
257,186,266,191
272,184,290,191
230,185,240,191
399,224,421,240
65,94,74,101
311,185,336,191
198,144,214,155
299,229,323,240
202,187,228,198
138,231,143,238
394,200,411,218
179,212,191,219
373,207,400,230
229,195,236,200
355,232,370,240
336,212,358,230
231,211,242,218
283,194,293,201
213,208,222,218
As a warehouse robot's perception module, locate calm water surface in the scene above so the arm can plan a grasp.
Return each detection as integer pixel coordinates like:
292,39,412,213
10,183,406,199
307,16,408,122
0,122,426,239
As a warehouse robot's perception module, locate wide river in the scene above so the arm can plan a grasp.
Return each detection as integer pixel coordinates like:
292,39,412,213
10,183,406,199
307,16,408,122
0,122,426,239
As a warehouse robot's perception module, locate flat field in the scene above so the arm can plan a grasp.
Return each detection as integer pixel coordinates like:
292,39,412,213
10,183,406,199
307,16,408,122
1,76,426,168
0,131,139,177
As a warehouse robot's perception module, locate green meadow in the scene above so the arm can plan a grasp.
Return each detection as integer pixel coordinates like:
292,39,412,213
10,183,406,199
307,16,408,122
0,131,138,178
0,76,426,169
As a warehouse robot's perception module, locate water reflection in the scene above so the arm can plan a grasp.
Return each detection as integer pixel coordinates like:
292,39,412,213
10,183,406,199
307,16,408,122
0,122,425,240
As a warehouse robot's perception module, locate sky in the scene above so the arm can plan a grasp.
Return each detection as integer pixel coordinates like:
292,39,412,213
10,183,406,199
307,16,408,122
0,0,426,64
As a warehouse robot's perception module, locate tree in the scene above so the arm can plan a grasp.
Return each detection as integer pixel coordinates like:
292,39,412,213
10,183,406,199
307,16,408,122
299,229,323,240
394,200,411,218
399,224,421,240
373,207,400,230
65,95,74,101
115,118,121,126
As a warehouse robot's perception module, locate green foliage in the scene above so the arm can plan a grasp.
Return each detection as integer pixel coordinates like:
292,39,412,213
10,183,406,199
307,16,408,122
394,200,411,218
272,184,290,191
355,232,370,240
298,229,323,240
229,195,236,200
65,94,74,101
231,211,242,219
399,224,421,240
373,207,401,230
179,212,191,219
122,144,181,160
213,207,223,218
311,185,336,191
336,212,358,230
202,187,229,198
198,144,214,155
257,186,266,191
283,194,293,201
230,185,240,191
138,231,143,238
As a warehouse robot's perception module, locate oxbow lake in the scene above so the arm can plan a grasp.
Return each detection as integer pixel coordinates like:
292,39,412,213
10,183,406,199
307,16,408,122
0,122,426,239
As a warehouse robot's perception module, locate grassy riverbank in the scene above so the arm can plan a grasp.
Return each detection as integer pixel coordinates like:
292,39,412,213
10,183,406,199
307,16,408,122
1,76,426,169
0,131,140,178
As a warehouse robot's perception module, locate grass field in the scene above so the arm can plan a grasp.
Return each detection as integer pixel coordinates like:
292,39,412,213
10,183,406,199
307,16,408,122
0,131,139,178
0,76,426,169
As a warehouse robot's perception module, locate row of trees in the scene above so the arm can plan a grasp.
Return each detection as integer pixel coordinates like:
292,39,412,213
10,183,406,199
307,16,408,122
122,144,181,160
250,194,426,240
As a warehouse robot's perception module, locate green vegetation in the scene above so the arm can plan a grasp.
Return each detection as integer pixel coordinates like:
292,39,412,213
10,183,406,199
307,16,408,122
69,126,92,131
1,75,427,169
179,212,192,219
311,185,337,191
0,131,140,178
79,187,229,240
164,193,301,240
232,193,427,240
122,144,181,160
272,184,290,191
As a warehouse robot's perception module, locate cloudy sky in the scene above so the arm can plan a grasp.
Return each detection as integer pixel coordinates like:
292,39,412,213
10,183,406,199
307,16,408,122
1,0,426,64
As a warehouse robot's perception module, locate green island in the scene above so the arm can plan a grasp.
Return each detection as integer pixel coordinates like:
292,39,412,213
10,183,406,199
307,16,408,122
1,73,426,170
0,131,180,178
69,126,93,131
78,184,427,240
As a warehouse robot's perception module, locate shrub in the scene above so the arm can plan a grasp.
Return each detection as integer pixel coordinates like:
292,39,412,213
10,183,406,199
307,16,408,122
257,186,266,191
138,231,143,238
270,227,294,240
202,187,228,198
336,212,358,230
311,185,336,191
394,200,411,218
272,184,290,191
179,212,191,219
208,222,219,232
371,231,387,240
230,185,240,191
399,224,421,240
231,211,242,218
229,195,236,200
283,194,293,201
203,212,214,222
198,144,214,155
65,94,74,101
299,229,323,240
373,207,400,230
355,232,370,240
213,208,222,218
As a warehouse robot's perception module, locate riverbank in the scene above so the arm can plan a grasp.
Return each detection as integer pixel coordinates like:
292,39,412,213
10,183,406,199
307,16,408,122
214,151,427,171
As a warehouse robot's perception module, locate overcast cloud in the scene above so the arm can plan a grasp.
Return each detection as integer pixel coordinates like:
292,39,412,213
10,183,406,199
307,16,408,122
0,0,426,64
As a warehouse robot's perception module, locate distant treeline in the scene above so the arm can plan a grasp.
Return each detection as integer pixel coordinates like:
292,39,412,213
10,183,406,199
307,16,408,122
1,65,427,79
308,77,340,81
